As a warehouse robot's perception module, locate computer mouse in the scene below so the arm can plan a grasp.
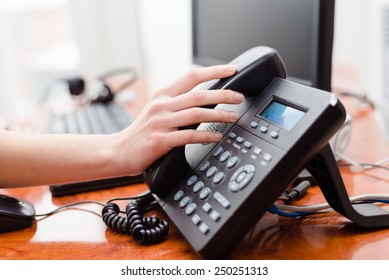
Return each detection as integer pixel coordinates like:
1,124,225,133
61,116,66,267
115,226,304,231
0,194,35,233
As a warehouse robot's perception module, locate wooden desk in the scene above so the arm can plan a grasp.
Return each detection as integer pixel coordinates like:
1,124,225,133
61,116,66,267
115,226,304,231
1,78,389,260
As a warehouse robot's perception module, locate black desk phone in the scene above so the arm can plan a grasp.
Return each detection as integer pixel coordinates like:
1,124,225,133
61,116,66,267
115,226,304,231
143,46,389,259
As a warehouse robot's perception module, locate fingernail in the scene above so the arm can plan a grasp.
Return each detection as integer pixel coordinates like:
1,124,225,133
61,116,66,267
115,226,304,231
235,92,244,102
214,132,223,141
224,65,237,74
230,112,239,121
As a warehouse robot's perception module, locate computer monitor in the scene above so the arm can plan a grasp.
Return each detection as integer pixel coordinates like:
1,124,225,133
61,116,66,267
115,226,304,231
192,0,335,91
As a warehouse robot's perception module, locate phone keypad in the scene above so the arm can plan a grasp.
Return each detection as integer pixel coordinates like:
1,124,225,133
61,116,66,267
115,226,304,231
170,125,281,237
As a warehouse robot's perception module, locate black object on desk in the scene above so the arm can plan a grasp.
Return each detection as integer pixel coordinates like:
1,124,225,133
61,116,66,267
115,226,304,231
50,175,144,196
47,103,143,196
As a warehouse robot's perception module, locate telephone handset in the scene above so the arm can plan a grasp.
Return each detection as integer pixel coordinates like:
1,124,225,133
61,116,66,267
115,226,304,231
143,46,389,259
144,46,287,197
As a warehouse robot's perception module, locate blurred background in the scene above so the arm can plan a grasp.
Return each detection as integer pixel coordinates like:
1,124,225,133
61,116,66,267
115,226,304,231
0,0,385,130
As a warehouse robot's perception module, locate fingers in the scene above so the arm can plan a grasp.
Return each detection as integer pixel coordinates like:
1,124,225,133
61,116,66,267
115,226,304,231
162,65,237,97
163,108,239,128
163,129,223,148
167,89,244,112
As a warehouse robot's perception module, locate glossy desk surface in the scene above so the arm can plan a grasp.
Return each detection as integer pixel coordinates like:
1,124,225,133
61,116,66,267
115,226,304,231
1,77,389,260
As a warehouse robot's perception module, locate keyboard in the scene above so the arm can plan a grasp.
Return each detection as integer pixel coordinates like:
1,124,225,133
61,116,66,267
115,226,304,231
47,103,144,196
47,103,132,134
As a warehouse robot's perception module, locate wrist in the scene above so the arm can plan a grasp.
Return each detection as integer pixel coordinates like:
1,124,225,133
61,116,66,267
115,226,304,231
109,130,143,177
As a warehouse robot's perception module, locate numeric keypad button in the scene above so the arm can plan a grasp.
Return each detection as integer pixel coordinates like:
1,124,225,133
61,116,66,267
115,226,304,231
199,161,211,172
206,166,217,178
213,172,225,184
199,187,211,200
185,203,198,215
187,175,198,187
179,196,191,208
212,146,224,158
193,181,205,193
219,151,232,163
174,190,184,201
227,156,239,168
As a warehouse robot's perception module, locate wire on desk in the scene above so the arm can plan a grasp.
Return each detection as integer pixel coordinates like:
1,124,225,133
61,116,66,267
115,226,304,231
336,152,389,172
35,200,106,218
35,191,155,217
270,193,389,218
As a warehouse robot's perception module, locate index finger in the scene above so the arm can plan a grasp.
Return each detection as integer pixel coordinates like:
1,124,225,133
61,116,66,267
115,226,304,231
163,65,237,97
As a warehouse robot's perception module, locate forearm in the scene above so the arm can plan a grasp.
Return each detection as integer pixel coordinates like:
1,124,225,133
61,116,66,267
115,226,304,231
0,65,243,188
0,130,123,187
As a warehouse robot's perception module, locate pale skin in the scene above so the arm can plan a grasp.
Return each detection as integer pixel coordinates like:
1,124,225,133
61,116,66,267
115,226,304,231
0,65,244,187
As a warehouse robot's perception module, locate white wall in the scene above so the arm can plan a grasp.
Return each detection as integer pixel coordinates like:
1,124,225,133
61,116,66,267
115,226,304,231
332,0,373,91
70,0,144,81
136,0,192,92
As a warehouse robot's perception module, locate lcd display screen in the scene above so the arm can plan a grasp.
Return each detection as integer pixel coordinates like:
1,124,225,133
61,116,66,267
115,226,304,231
260,101,305,131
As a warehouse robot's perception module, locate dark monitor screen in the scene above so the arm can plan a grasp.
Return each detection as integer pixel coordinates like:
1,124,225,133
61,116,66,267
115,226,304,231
192,0,335,91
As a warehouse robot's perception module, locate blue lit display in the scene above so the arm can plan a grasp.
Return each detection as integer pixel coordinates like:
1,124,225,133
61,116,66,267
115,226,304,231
261,101,305,131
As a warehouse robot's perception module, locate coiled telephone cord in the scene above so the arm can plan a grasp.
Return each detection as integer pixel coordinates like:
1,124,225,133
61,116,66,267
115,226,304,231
102,196,169,245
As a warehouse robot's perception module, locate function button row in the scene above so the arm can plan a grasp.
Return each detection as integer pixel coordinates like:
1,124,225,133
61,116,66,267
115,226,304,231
228,132,237,139
270,131,279,139
250,121,259,128
244,141,253,149
251,120,280,139
228,132,253,150
260,125,268,133
236,136,244,144
229,132,253,149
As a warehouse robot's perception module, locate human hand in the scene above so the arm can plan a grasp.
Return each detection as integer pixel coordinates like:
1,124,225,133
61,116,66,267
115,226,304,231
114,65,244,176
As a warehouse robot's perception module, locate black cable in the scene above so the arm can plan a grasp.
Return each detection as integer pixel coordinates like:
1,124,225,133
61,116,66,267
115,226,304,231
284,180,311,204
35,200,105,217
35,191,169,244
102,192,169,244
338,162,389,172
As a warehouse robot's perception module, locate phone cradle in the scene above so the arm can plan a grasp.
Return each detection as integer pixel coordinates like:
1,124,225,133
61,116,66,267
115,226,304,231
306,143,389,228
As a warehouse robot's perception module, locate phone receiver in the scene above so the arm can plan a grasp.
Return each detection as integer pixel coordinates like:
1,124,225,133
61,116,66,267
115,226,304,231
143,46,287,197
